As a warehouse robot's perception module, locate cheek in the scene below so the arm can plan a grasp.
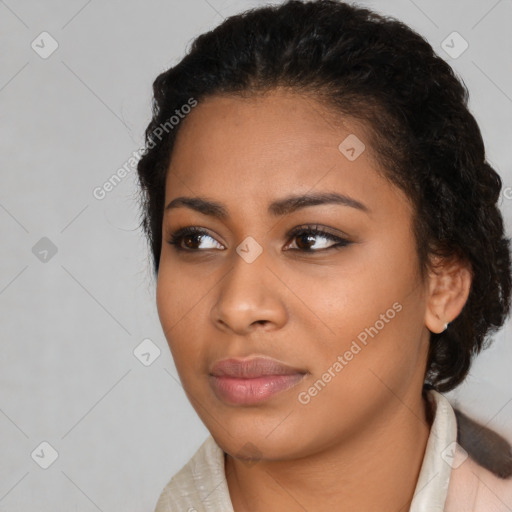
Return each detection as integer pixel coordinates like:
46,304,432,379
155,265,215,388
296,250,408,339
155,269,177,334
156,262,207,332
156,269,195,363
300,232,424,374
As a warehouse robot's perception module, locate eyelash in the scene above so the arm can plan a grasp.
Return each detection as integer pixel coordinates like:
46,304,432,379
166,224,352,253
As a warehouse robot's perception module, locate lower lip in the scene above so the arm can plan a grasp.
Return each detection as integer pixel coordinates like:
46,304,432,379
210,374,306,405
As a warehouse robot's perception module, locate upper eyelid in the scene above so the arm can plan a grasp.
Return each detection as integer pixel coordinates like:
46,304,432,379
287,224,349,239
168,225,350,249
170,225,346,239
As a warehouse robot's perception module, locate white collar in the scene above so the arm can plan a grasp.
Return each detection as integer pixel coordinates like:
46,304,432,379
409,389,457,511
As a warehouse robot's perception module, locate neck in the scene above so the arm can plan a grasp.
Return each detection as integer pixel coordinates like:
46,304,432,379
225,390,432,512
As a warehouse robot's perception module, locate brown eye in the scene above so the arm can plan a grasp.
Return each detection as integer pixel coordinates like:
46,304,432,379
294,233,318,250
167,227,224,251
286,226,352,252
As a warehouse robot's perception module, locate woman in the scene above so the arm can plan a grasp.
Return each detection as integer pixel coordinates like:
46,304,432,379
136,1,512,510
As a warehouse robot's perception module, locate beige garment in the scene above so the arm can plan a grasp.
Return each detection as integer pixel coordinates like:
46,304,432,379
154,390,512,511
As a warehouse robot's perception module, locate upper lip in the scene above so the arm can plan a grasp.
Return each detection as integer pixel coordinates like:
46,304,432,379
210,356,307,378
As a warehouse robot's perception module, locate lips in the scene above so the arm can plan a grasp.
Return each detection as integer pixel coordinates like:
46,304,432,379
209,356,308,405
210,356,307,378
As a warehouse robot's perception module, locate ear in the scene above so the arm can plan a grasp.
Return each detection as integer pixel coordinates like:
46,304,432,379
424,255,473,334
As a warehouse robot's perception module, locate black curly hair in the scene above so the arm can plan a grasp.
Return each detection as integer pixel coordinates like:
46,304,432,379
136,0,511,395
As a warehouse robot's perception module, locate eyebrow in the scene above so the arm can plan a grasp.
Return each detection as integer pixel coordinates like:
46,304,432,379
164,192,370,219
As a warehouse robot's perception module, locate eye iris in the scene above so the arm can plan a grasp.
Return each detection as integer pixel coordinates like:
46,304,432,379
184,234,201,249
296,233,316,250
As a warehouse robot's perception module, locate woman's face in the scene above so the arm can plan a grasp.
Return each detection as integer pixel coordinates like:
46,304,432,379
156,89,432,460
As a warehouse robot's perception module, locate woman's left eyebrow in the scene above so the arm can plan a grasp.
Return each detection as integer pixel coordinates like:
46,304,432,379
164,191,370,219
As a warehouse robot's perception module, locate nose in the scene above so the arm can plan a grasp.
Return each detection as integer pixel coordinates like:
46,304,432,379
210,250,288,335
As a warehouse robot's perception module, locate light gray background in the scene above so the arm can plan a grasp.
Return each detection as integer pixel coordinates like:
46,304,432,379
0,0,511,510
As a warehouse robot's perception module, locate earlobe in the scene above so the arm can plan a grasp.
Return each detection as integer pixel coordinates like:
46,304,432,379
424,256,473,334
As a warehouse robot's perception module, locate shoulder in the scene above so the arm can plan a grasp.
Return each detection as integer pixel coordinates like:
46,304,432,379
153,435,233,512
445,443,512,511
444,413,512,512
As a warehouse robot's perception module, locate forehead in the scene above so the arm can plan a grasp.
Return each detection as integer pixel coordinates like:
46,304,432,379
164,89,407,218
170,89,361,169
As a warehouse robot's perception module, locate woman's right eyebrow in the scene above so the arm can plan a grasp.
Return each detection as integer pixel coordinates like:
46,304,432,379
164,192,370,219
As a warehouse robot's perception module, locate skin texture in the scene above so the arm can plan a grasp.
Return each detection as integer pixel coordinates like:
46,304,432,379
156,89,472,511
